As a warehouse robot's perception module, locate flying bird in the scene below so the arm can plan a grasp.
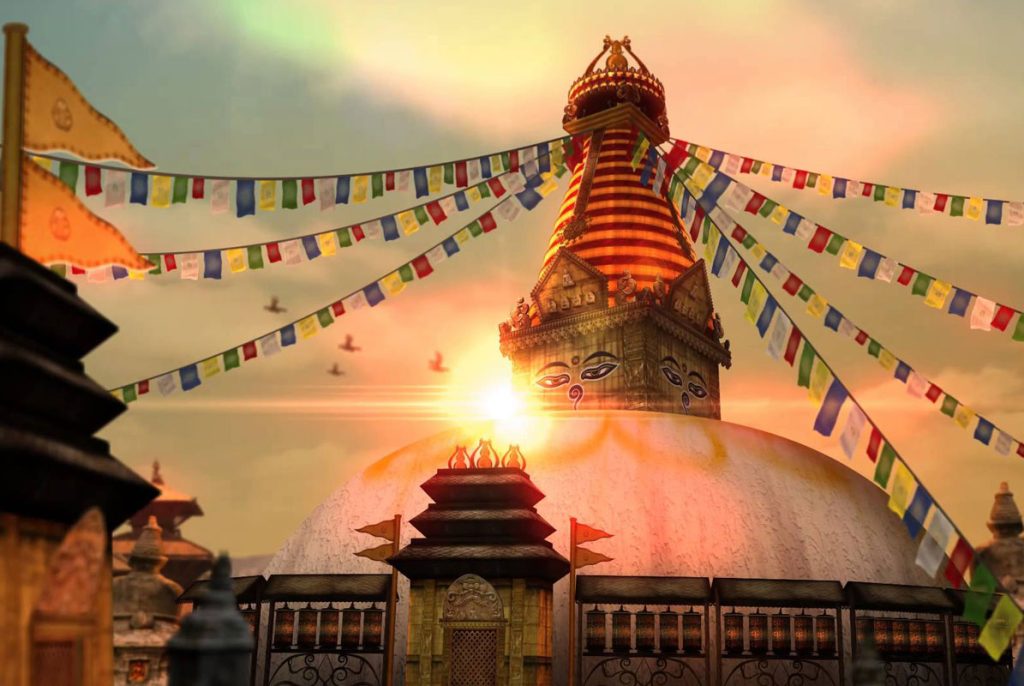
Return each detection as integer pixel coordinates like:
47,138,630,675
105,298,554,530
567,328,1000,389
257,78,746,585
338,334,361,352
264,296,286,314
327,363,345,377
428,351,449,373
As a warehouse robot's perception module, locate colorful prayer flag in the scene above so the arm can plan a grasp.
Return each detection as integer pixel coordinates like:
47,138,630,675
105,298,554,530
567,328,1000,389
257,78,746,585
979,596,1023,660
813,379,848,437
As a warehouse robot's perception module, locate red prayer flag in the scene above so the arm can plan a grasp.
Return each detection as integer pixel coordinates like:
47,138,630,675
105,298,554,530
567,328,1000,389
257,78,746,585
480,212,497,233
862,182,873,197
385,171,395,191
70,265,85,275
934,193,949,212
412,254,433,278
793,170,807,189
740,157,754,173
509,149,520,172
426,201,447,225
567,134,588,171
991,305,1015,331
192,178,205,199
266,242,282,263
808,226,831,253
782,274,802,295
663,141,688,172
138,380,149,395
690,206,705,243
897,266,915,286
867,427,882,462
783,328,802,366
352,225,366,241
731,226,748,242
487,178,506,198
163,254,177,271
731,261,747,288
944,538,973,589
855,330,868,345
1018,442,1024,459
331,301,345,317
925,384,943,402
301,178,315,205
455,161,468,187
744,193,765,214
242,341,257,360
84,165,102,196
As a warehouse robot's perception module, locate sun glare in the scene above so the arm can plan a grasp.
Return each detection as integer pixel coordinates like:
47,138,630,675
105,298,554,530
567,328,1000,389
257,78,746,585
479,383,524,422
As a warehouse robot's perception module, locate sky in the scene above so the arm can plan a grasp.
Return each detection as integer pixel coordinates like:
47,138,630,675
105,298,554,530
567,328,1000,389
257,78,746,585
5,0,1023,558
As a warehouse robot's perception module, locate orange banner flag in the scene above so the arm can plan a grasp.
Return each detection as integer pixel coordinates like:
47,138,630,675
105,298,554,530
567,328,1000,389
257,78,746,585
23,43,152,168
356,518,397,542
19,158,149,269
575,546,613,570
354,542,393,563
575,522,613,546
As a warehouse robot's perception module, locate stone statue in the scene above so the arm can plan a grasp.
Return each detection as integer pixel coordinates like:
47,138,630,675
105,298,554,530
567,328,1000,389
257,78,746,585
614,271,637,305
509,297,531,330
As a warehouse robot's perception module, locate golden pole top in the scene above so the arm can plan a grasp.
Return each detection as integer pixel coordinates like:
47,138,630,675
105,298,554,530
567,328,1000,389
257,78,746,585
0,21,28,249
3,23,29,34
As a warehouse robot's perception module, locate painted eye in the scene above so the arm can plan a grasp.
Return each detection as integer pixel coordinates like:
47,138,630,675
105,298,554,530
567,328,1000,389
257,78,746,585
580,362,618,381
661,366,683,387
688,382,708,399
536,373,571,389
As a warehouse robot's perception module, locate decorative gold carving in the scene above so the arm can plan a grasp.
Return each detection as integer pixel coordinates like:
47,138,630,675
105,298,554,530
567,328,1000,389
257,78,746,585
531,248,609,323
605,36,628,71
34,507,106,619
443,575,503,622
668,260,714,330
560,213,589,243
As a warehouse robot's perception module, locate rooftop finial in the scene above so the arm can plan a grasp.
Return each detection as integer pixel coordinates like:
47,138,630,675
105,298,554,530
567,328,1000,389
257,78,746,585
447,445,470,469
502,444,527,471
152,460,164,486
472,439,495,468
988,481,1023,538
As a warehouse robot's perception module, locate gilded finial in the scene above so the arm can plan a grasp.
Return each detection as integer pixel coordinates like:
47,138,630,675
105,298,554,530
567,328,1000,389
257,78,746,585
501,444,527,470
472,439,495,468
605,37,628,71
151,460,163,486
447,445,470,469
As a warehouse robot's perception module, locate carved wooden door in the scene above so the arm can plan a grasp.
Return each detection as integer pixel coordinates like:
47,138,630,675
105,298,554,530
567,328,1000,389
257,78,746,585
31,639,81,686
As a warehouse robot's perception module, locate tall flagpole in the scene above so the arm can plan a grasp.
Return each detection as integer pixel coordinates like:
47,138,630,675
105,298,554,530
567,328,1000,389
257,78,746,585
1,23,28,248
383,513,401,686
568,517,577,686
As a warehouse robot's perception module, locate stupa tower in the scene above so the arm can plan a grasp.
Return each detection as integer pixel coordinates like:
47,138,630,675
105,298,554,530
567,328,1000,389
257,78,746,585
499,36,731,417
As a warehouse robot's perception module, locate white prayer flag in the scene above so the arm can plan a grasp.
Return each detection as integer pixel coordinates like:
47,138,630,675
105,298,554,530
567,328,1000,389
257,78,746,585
907,371,929,398
425,244,448,266
723,184,753,213
498,198,521,222
504,173,526,194
839,405,867,458
847,180,864,197
970,297,995,331
1005,201,1024,226
995,431,1013,456
317,177,336,211
281,240,303,265
179,253,200,280
780,167,795,185
343,291,369,311
766,312,792,360
795,218,816,241
519,146,537,163
397,170,411,192
362,220,383,240
259,333,280,357
724,154,741,175
467,158,481,184
521,160,539,182
709,207,736,234
770,262,789,283
719,246,739,281
916,191,936,214
916,509,953,577
838,316,857,338
87,267,110,283
875,257,897,283
156,373,177,396
211,179,230,214
439,195,458,217
104,170,127,208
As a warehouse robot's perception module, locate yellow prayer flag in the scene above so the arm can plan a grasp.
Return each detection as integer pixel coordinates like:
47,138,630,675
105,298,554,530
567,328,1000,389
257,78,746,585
671,182,685,206
965,196,984,221
809,359,832,404
31,155,50,169
18,159,150,269
467,186,482,203
745,281,767,324
455,227,472,244
22,42,152,168
884,186,902,207
806,294,828,319
127,269,146,280
428,166,443,193
381,270,406,296
887,461,916,517
317,232,338,256
398,211,419,235
351,175,369,204
258,180,276,211
538,175,559,197
298,315,319,339
839,240,863,270
704,225,719,265
354,542,393,563
150,175,172,208
878,348,898,372
750,243,767,261
978,595,1023,660
954,404,976,429
691,163,714,190
489,154,503,174
760,162,773,177
924,279,952,309
226,248,247,273
200,357,221,379
550,141,564,168
695,146,711,162
769,204,788,225
817,175,834,196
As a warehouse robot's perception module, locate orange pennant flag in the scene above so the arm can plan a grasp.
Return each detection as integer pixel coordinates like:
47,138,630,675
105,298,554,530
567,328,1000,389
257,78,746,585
19,158,150,269
575,546,613,570
355,518,396,542
23,43,152,168
354,542,393,563
575,522,613,546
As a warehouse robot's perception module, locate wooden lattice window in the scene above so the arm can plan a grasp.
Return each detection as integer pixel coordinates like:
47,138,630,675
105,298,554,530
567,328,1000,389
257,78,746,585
31,639,81,686
449,628,498,686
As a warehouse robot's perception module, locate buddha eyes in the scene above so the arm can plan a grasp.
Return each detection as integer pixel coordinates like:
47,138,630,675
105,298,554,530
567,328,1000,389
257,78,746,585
688,382,708,398
536,373,571,389
661,366,683,387
580,362,618,381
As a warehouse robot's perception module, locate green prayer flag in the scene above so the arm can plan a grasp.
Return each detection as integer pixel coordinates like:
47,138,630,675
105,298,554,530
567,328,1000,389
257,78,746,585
399,263,414,282
806,172,818,188
467,220,483,237
912,272,934,296
701,217,711,244
874,445,896,487
414,206,430,225
172,176,188,204
501,152,510,170
371,173,384,198
337,228,353,248
798,343,816,388
563,136,574,159
682,156,700,176
281,179,298,209
477,182,491,199
742,234,756,249
963,564,997,626
797,285,813,302
145,254,162,275
58,161,79,190
1013,316,1024,342
554,163,568,178
873,184,886,202
825,234,845,255
751,160,763,174
443,163,454,185
868,339,881,358
223,349,240,371
630,133,644,161
50,264,67,277
247,245,264,269
686,143,698,155
950,196,965,217
740,270,756,304
758,199,778,218
317,308,334,328
122,385,137,403
941,395,958,417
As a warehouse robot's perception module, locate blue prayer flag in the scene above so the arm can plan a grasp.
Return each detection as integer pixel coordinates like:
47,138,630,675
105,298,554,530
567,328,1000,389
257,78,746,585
708,150,724,168
381,216,400,241
335,176,350,204
986,200,1004,225
524,170,543,189
364,282,385,307
902,189,917,209
903,488,933,539
130,173,148,205
112,266,128,280
480,156,492,179
895,362,911,382
203,251,222,279
537,143,550,174
454,191,469,211
974,418,994,445
703,173,732,207
442,237,460,257
813,379,848,437
1009,644,1024,686
948,288,972,317
301,236,321,260
280,325,296,346
832,178,847,198
413,168,428,197
180,364,201,391
759,253,778,273
824,307,842,332
783,213,802,235
236,179,255,217
711,237,730,276
858,249,882,279
755,296,777,338
639,148,657,187
516,188,542,211
771,165,783,182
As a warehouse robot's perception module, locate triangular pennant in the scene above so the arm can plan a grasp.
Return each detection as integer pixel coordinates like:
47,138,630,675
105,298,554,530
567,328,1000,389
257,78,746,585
354,542,393,563
356,518,396,542
575,522,613,546
575,546,613,570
